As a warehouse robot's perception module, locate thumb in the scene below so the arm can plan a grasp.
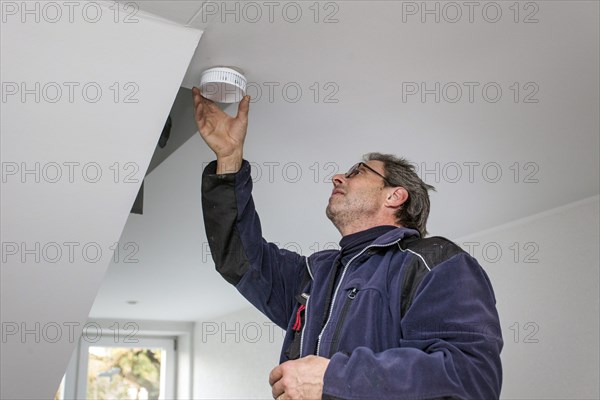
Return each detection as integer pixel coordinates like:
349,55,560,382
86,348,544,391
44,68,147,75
236,95,251,121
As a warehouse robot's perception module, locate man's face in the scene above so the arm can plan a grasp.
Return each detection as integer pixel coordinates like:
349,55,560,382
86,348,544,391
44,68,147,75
326,160,389,229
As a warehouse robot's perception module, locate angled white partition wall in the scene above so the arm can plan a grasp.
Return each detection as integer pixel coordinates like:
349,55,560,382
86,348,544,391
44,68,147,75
0,2,202,398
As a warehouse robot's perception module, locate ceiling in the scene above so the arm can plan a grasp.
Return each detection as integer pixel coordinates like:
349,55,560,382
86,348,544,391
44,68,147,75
89,1,599,321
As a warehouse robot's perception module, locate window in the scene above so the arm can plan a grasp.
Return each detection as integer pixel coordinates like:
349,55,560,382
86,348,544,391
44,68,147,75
59,336,176,400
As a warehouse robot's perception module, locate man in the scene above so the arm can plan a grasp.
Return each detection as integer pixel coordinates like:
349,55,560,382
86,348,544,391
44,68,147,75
193,87,503,400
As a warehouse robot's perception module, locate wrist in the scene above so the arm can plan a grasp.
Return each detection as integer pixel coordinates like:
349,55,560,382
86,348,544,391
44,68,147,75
216,153,243,174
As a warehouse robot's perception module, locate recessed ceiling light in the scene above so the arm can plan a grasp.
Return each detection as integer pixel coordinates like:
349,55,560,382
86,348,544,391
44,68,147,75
199,66,247,103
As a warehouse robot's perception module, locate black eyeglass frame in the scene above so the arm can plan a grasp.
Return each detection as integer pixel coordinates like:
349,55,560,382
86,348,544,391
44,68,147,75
345,162,393,186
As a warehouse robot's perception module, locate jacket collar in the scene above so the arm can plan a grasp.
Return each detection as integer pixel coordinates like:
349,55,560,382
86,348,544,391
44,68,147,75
369,226,420,247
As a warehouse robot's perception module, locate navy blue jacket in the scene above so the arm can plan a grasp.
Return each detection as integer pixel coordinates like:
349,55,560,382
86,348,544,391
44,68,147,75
202,160,503,399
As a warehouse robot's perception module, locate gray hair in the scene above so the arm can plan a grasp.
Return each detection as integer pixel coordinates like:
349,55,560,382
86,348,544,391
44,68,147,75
363,153,436,237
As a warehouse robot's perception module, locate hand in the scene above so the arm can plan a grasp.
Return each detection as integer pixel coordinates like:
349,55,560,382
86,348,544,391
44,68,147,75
192,86,251,173
269,355,330,400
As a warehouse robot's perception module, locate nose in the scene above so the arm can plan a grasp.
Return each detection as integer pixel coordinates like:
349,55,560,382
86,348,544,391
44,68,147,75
331,173,345,186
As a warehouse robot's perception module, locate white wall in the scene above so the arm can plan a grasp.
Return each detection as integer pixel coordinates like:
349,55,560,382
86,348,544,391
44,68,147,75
465,196,599,399
193,307,284,399
192,196,599,400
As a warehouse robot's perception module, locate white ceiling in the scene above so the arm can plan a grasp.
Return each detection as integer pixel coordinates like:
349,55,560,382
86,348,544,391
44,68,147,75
90,1,600,321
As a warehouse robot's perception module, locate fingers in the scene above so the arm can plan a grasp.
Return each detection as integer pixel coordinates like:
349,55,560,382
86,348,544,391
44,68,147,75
268,364,283,387
272,380,285,399
269,364,284,399
192,86,207,113
192,87,206,129
192,87,218,136
236,95,251,122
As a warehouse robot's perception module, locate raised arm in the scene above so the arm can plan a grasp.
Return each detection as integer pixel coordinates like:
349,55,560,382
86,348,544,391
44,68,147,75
192,86,250,173
194,88,307,329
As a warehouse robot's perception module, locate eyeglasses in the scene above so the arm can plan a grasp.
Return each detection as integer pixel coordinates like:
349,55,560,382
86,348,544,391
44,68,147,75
345,162,393,186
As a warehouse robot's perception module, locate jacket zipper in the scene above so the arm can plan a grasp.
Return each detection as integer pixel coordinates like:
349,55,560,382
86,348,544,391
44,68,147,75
299,258,312,357
328,288,358,357
316,239,404,356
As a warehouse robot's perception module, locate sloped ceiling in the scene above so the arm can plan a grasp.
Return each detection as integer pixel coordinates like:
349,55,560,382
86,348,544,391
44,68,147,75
0,4,202,398
90,1,600,321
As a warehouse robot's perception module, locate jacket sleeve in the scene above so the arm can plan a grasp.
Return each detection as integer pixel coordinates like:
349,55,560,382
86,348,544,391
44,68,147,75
201,160,307,329
322,253,503,400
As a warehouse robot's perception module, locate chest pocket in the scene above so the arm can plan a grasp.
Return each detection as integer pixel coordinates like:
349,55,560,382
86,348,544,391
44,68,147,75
327,284,389,357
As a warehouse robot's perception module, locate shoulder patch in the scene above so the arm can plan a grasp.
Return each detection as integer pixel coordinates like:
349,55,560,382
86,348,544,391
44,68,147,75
399,236,464,270
398,236,465,318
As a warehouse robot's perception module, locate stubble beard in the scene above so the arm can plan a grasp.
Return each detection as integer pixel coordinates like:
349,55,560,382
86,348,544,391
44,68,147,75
326,197,347,233
326,194,378,234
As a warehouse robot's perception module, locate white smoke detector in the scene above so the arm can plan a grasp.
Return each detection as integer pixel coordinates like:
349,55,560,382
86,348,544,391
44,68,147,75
199,67,247,103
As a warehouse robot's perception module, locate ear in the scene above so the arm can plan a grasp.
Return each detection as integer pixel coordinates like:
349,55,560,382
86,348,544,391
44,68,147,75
384,187,409,209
